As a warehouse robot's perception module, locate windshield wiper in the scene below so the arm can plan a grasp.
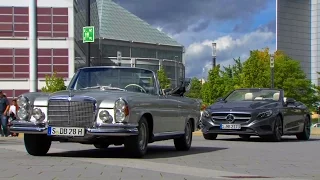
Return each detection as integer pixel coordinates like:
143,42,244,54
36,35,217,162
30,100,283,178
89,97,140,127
79,85,126,91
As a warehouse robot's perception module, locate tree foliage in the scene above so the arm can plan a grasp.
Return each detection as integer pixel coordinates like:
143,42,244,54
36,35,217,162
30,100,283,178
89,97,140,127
157,66,171,89
154,48,319,110
185,77,202,99
192,48,319,109
41,72,66,93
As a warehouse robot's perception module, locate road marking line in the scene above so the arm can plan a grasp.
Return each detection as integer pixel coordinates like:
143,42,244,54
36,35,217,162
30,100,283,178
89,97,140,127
0,145,309,180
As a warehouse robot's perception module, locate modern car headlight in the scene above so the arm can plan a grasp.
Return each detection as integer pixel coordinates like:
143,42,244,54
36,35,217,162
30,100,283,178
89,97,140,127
32,108,43,121
99,110,113,123
114,98,129,123
17,108,28,120
202,110,210,118
17,96,29,108
257,110,273,119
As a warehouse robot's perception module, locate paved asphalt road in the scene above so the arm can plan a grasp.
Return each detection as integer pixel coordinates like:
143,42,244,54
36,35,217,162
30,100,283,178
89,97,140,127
0,135,319,180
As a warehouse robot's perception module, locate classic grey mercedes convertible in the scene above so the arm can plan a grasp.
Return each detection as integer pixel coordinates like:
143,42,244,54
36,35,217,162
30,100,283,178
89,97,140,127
11,66,201,157
200,88,311,142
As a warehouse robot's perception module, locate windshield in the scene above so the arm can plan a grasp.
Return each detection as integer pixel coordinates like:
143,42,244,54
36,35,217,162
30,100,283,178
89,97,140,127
224,89,281,102
68,67,157,95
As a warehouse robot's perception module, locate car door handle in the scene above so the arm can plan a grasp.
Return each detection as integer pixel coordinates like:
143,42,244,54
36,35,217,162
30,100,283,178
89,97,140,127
178,105,182,108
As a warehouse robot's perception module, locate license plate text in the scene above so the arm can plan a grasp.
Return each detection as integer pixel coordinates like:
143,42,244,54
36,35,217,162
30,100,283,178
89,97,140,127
48,127,85,137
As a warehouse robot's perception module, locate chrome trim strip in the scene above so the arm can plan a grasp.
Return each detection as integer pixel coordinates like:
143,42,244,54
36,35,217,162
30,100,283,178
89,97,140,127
212,116,251,120
87,128,138,136
10,127,47,134
211,111,252,114
96,123,138,128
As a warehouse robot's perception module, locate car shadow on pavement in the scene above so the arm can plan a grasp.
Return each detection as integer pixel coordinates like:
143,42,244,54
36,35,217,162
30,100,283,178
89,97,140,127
47,145,228,159
217,136,320,143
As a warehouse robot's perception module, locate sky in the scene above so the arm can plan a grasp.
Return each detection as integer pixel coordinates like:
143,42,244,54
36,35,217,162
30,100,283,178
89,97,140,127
114,0,276,79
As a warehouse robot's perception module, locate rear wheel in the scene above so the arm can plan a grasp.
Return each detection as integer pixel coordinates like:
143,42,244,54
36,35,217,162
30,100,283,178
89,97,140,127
296,116,311,140
174,119,193,151
203,133,218,140
124,117,149,158
24,134,51,156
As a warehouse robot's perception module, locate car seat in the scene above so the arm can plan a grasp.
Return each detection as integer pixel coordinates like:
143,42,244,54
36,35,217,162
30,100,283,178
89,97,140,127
244,93,253,100
273,93,280,101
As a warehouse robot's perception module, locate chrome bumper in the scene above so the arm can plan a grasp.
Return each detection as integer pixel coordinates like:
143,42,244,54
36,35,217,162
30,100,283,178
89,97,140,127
10,121,139,136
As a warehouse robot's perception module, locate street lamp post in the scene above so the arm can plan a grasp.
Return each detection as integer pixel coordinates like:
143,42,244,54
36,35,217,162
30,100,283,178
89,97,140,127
270,54,275,88
86,0,91,67
212,43,217,68
29,0,38,92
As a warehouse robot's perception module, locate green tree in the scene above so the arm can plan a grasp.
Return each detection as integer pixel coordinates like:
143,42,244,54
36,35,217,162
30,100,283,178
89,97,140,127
201,65,226,105
199,48,318,109
239,48,271,88
221,57,243,94
41,72,66,93
157,66,171,89
238,48,318,108
185,77,202,99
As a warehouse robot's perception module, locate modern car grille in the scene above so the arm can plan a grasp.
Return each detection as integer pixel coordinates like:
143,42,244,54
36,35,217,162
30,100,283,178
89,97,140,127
211,113,251,123
47,100,95,128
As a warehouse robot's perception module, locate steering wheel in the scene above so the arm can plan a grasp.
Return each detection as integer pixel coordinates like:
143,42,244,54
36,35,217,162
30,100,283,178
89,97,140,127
124,84,147,93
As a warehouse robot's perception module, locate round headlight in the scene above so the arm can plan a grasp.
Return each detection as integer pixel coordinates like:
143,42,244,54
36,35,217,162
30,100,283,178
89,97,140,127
114,99,129,123
17,108,28,120
17,96,28,107
32,108,43,120
99,110,112,122
115,110,126,122
115,99,126,110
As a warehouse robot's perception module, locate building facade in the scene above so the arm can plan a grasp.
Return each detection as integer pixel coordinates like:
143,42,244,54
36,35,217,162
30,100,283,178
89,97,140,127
0,0,184,101
73,0,185,87
276,0,319,85
0,0,74,101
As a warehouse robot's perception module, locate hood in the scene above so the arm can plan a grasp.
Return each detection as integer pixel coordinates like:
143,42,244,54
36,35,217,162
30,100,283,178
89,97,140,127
50,89,149,100
208,101,277,111
46,89,152,107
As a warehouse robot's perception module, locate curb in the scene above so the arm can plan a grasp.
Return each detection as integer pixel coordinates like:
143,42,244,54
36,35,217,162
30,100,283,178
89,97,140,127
18,133,24,138
311,128,320,135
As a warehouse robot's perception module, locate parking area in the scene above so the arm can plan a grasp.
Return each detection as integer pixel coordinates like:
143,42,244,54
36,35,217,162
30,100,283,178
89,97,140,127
0,135,319,180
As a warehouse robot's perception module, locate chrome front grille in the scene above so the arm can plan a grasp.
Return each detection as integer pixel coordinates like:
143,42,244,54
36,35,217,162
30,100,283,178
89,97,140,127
211,113,251,123
47,100,95,128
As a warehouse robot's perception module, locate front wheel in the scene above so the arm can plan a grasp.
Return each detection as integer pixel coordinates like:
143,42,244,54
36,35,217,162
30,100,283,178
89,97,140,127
24,134,51,156
203,133,218,140
174,119,193,151
296,116,311,140
263,115,283,142
124,117,149,158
